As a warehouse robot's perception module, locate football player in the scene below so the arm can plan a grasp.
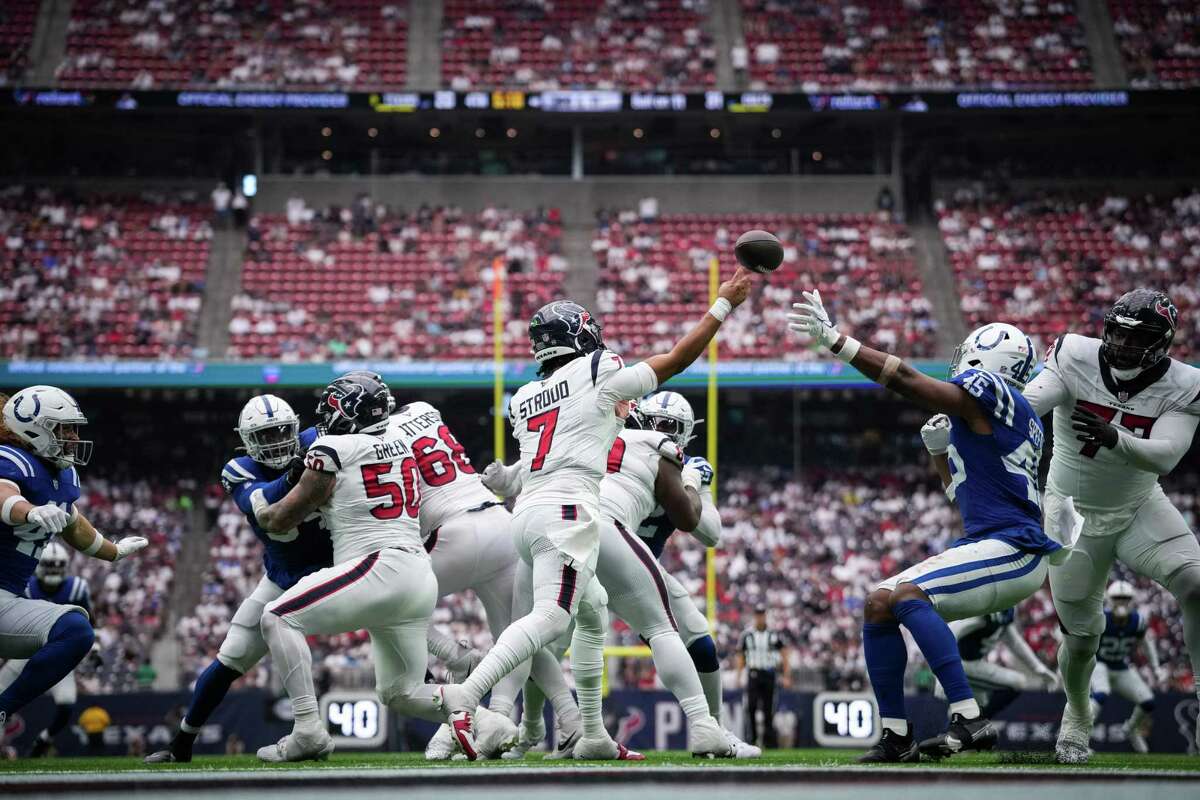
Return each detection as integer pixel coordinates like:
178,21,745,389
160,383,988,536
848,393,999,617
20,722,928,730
1089,581,1166,754
386,399,580,760
0,543,99,757
940,607,1057,718
250,373,514,762
0,386,148,741
632,391,752,753
441,269,753,759
146,395,334,764
790,296,1060,762
1020,289,1200,763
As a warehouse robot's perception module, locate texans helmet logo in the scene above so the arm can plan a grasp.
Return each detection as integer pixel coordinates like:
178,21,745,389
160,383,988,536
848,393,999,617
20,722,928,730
1154,298,1178,327
326,385,365,419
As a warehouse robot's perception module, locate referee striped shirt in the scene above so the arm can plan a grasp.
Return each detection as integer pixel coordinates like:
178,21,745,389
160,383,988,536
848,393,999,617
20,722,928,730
739,628,783,671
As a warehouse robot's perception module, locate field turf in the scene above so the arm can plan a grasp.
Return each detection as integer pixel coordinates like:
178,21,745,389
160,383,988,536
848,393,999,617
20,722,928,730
1,749,1197,774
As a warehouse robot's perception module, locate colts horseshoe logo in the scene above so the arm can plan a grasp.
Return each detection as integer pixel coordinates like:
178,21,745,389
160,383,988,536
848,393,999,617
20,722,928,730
12,393,41,424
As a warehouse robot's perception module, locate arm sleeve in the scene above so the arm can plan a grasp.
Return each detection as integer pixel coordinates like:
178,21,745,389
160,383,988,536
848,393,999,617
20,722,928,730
598,357,659,407
689,491,722,547
948,616,986,642
1111,410,1199,476
1021,360,1072,417
1004,624,1050,675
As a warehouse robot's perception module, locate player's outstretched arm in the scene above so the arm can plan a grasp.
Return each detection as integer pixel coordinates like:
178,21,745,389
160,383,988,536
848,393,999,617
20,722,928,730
253,468,334,533
654,458,702,533
788,290,988,429
640,267,753,386
59,511,148,562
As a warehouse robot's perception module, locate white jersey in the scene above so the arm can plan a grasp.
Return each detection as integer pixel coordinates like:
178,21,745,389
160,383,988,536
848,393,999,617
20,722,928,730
305,429,424,564
508,350,658,514
599,429,684,531
1025,333,1200,514
387,401,497,537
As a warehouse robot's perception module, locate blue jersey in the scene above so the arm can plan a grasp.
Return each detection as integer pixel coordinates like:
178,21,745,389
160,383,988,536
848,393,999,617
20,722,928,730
958,607,1015,662
946,369,1059,554
219,427,332,590
0,444,81,595
637,511,675,559
1097,610,1145,670
26,574,92,618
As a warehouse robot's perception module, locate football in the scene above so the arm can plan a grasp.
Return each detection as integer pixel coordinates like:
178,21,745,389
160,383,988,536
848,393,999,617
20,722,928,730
734,230,784,274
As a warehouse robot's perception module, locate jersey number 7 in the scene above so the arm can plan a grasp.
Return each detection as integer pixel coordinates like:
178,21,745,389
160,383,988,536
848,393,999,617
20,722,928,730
1076,401,1155,458
527,408,560,472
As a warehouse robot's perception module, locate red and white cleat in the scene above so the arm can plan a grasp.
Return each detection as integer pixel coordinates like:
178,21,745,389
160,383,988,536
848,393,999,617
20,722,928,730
573,735,646,761
436,685,478,761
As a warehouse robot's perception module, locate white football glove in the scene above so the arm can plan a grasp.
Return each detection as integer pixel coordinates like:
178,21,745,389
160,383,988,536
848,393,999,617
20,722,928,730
26,503,72,533
113,536,149,561
680,463,705,493
920,414,952,455
786,289,839,348
481,460,522,498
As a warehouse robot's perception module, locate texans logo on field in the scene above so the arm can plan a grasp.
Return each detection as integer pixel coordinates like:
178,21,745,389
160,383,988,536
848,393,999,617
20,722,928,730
1155,298,1179,327
1174,698,1198,755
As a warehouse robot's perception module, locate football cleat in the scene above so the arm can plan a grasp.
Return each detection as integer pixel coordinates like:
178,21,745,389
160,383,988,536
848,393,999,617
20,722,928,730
689,716,735,758
725,729,762,759
858,728,918,763
1055,705,1094,764
256,728,334,763
573,736,646,761
1123,719,1149,754
144,749,189,764
27,736,51,758
474,707,518,758
543,726,580,760
424,724,456,761
918,714,997,759
502,713,547,759
435,685,478,761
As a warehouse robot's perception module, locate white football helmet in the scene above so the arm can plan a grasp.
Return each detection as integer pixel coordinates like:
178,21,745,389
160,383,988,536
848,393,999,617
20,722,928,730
950,323,1037,388
35,542,70,590
637,391,701,447
2,385,93,468
1106,580,1136,604
236,395,300,469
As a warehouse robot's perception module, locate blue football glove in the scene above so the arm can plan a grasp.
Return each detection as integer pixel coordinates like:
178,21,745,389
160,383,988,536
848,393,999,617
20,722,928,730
684,456,714,487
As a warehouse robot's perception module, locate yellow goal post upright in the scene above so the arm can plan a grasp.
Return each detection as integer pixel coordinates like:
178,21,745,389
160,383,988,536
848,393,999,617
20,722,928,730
492,257,506,464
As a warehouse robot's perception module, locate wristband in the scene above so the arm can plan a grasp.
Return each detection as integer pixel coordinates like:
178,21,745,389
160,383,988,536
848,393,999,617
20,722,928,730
680,468,704,493
708,297,733,322
831,335,861,364
1,495,27,525
82,529,104,556
878,354,902,387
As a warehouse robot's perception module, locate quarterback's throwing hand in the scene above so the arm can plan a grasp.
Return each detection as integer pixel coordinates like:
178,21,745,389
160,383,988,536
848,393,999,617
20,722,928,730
113,536,149,561
787,289,839,348
1071,406,1118,450
717,267,754,308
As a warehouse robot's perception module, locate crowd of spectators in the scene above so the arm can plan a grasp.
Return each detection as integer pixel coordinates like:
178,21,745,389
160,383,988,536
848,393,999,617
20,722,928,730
69,479,195,694
0,1,38,87
1109,0,1200,88
0,186,211,360
738,0,1092,91
228,197,567,361
937,184,1200,361
441,0,716,90
593,206,938,360
58,0,407,89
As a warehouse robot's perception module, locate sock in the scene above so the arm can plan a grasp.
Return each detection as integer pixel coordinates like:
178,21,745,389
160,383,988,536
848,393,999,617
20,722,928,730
893,600,977,717
881,718,909,736
863,622,908,723
45,703,72,737
570,597,608,739
462,611,556,709
647,634,708,721
0,613,93,716
530,647,580,732
182,660,242,733
261,612,319,726
679,693,711,725
520,677,547,736
1058,636,1098,716
687,636,724,721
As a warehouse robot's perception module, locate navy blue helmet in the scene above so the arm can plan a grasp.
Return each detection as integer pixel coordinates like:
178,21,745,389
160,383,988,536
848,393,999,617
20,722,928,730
1102,289,1177,370
529,300,604,375
316,373,392,436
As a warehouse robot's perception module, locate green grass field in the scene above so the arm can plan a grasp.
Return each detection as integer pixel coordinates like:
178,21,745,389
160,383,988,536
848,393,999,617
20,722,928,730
1,749,1197,775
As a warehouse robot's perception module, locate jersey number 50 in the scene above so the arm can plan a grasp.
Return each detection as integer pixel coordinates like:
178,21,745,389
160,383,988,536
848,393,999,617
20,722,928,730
361,460,421,520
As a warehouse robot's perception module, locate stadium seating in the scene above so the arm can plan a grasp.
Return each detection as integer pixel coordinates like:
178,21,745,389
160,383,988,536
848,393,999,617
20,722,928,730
739,0,1092,91
57,0,407,89
0,1,37,86
440,0,717,90
593,209,938,359
0,187,210,360
73,479,193,693
936,186,1200,360
227,201,566,361
1109,0,1200,88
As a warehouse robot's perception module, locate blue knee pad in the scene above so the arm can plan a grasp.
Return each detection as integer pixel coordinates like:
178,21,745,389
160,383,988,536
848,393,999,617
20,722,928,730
687,635,721,673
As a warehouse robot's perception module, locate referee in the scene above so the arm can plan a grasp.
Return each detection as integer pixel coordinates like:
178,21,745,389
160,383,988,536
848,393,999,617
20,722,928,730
737,605,789,749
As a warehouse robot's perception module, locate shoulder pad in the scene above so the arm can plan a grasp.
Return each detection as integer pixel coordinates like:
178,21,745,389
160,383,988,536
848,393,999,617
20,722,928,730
221,457,259,487
298,426,320,449
0,445,38,481
654,436,685,467
306,436,347,473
